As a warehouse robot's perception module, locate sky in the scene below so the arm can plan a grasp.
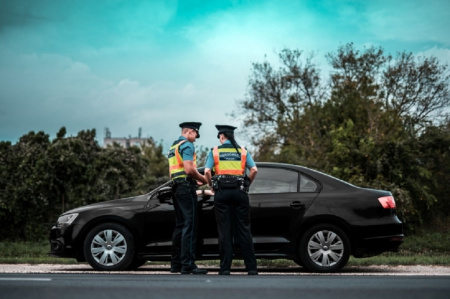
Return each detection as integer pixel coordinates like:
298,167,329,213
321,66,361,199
1,0,450,151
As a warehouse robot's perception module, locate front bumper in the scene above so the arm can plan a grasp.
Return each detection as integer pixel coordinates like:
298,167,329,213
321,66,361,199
48,225,83,261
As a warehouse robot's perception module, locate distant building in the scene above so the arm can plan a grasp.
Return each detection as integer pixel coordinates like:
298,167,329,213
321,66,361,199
103,127,148,148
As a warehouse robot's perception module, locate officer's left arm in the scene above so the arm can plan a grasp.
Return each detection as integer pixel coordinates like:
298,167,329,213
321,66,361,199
248,166,257,184
245,150,258,184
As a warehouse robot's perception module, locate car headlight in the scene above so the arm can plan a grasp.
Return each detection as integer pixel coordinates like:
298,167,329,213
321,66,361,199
57,213,79,227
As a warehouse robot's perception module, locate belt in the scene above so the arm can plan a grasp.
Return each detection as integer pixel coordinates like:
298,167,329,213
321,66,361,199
213,175,247,190
215,175,244,180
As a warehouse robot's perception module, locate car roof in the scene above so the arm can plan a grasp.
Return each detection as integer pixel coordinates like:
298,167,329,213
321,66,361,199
256,161,317,173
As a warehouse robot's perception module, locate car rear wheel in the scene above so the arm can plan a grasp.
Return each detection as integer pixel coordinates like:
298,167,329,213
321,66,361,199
83,223,135,271
299,224,350,273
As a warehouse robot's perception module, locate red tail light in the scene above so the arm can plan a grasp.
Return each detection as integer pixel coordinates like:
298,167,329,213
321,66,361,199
378,196,396,209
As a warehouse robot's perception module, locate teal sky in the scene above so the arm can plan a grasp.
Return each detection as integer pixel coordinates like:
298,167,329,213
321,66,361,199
1,0,450,150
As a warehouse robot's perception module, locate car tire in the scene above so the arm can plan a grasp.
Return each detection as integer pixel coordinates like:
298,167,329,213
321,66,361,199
299,224,350,273
83,223,135,271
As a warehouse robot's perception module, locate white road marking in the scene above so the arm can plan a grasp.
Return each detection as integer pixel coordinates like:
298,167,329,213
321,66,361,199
0,278,52,281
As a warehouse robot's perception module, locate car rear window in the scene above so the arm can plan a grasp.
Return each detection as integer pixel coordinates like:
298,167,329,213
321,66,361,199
300,175,318,192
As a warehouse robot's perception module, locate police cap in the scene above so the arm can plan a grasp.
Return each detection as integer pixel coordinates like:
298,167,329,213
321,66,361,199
179,122,202,138
215,125,237,138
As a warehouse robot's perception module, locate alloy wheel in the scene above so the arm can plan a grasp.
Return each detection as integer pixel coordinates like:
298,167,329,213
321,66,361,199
307,229,344,267
90,229,128,266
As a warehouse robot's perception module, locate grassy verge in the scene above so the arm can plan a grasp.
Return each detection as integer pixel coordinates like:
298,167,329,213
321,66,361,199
1,230,449,266
0,240,79,264
347,230,450,266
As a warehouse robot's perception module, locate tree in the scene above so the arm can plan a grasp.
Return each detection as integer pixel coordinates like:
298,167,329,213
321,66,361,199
383,53,450,133
0,131,53,240
0,128,153,241
415,122,450,225
137,138,169,192
195,145,210,168
46,128,101,212
239,43,450,229
95,142,148,201
324,44,449,226
239,49,326,165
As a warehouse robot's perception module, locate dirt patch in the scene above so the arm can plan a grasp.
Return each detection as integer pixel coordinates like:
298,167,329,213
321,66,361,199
1,264,450,275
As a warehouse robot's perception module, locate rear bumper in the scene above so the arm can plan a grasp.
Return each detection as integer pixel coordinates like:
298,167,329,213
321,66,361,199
352,234,404,257
351,216,404,257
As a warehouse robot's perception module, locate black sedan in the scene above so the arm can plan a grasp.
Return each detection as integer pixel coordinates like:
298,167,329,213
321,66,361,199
49,162,404,273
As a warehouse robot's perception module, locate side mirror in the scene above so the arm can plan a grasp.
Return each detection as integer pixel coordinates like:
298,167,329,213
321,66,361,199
158,187,174,204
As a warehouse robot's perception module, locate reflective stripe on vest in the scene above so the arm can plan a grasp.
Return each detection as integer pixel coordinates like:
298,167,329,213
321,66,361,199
168,140,197,179
212,145,247,175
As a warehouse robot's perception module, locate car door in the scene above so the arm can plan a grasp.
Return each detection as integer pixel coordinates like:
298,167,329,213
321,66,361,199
141,184,219,257
197,192,219,257
141,186,176,255
248,166,320,254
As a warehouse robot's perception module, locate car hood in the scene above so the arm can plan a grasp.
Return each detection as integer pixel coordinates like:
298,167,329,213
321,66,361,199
63,194,150,215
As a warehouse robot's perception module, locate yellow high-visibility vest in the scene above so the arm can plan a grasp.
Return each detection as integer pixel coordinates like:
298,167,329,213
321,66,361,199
168,140,197,179
213,145,247,176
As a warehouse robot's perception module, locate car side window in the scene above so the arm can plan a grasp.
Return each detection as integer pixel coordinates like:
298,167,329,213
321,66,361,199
300,174,318,192
249,167,298,194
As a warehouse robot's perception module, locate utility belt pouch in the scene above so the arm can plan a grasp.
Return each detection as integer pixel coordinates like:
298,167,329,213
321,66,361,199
214,176,239,189
219,177,238,189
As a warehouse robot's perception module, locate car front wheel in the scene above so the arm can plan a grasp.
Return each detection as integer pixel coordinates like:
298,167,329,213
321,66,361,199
299,224,350,273
83,223,135,271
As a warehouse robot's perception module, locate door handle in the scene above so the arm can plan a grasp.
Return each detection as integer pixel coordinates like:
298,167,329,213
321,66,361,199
290,201,306,209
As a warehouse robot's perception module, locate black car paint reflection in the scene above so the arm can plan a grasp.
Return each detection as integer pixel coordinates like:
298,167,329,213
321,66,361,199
49,162,404,273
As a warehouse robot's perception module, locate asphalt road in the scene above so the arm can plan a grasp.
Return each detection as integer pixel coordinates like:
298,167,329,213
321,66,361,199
1,272,449,299
1,264,449,299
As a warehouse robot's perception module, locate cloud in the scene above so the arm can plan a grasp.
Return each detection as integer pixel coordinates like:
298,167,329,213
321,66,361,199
364,0,450,45
0,0,49,31
2,0,449,151
0,48,235,149
0,0,178,56
419,47,450,65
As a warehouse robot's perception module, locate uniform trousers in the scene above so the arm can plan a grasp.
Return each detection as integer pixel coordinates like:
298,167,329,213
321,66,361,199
171,180,199,271
213,187,257,272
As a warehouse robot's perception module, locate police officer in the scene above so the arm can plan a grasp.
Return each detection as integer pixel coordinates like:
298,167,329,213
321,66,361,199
204,125,258,275
168,122,208,275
